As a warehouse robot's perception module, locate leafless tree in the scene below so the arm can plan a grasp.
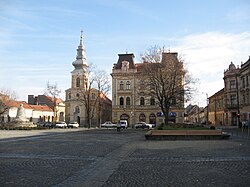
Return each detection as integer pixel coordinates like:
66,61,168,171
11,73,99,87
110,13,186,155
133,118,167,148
140,46,197,125
93,70,111,127
44,81,61,123
0,88,17,118
76,66,111,128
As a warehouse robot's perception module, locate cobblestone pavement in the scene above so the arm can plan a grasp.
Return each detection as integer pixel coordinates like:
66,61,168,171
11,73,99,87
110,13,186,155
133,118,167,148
0,128,250,187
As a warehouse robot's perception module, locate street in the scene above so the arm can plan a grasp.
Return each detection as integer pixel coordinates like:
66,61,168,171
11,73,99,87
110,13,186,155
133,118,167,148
0,128,250,187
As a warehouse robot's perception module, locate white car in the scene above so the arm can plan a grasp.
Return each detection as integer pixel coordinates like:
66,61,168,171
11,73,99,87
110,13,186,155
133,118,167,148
55,121,67,128
119,120,128,129
135,122,153,129
101,121,116,128
68,121,79,128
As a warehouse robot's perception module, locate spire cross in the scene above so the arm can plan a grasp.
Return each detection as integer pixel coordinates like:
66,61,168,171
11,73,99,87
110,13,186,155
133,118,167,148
79,30,84,45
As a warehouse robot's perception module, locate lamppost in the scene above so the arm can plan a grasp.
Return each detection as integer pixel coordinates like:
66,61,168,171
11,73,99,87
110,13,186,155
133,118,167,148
206,93,209,125
235,73,240,127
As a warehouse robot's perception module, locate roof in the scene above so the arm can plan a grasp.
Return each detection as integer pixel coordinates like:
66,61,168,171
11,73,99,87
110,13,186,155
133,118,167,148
113,53,135,69
44,95,64,104
4,100,33,109
30,105,53,112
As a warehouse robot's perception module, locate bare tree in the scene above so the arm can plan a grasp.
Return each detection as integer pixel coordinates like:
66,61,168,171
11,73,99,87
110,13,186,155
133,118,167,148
141,46,197,125
76,66,111,128
0,88,17,119
44,82,61,123
93,70,111,127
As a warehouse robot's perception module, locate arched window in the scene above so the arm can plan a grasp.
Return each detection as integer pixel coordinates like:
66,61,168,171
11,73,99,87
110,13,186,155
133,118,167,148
75,106,80,113
76,93,80,98
76,78,80,87
139,113,146,122
126,81,130,90
120,81,124,90
68,92,71,99
126,97,130,106
140,97,145,106
150,97,155,105
120,97,124,106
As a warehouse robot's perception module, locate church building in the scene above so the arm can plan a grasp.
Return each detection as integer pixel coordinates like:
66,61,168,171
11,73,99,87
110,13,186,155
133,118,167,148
65,32,112,127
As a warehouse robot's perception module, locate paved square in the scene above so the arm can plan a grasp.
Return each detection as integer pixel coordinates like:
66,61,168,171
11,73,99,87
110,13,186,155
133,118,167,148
0,128,250,186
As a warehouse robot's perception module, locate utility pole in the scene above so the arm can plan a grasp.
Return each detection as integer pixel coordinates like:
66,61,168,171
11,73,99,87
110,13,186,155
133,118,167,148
206,93,209,125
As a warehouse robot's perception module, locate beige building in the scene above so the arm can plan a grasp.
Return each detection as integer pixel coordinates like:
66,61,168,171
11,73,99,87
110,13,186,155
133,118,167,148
208,89,225,125
28,95,65,122
239,57,250,123
65,32,112,127
207,56,250,126
111,52,185,127
1,99,54,124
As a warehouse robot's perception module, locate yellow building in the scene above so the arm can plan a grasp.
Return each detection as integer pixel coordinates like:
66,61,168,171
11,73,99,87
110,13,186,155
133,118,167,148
111,53,185,127
208,89,225,125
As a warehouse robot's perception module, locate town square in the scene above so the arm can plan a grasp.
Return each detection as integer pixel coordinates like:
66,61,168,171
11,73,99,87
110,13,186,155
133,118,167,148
0,0,250,186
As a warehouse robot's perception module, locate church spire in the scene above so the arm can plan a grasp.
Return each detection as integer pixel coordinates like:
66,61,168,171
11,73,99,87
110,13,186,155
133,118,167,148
72,31,87,69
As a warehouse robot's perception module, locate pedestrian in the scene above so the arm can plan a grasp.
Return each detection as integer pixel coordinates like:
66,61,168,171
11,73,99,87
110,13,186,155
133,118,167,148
117,121,121,132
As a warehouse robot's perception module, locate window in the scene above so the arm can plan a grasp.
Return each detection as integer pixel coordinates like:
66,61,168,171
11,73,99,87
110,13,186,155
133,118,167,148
126,81,130,90
126,97,130,106
229,80,236,89
139,80,144,89
76,78,80,87
139,113,146,122
92,93,96,99
76,93,80,97
140,97,145,106
120,81,124,90
242,77,245,88
150,97,155,105
68,92,71,99
230,95,237,105
120,97,124,106
75,106,80,113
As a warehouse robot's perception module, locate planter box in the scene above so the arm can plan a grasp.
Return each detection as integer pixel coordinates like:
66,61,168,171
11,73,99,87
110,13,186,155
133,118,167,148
145,130,230,140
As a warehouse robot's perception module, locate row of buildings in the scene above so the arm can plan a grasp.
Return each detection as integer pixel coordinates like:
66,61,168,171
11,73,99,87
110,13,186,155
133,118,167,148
186,57,250,126
1,32,249,127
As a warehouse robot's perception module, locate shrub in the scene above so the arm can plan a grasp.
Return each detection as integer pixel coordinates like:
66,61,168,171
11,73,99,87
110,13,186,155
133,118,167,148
210,126,216,130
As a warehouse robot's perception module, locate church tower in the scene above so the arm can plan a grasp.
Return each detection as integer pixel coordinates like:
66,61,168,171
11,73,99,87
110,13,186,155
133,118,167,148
71,30,89,90
65,31,89,125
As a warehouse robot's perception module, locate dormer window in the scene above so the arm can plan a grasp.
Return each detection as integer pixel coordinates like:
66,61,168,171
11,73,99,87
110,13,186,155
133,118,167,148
122,61,129,72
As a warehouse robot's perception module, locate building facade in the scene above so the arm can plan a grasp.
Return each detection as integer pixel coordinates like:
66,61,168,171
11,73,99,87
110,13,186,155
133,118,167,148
65,33,112,127
111,53,185,127
207,56,250,126
239,57,250,123
0,100,53,124
28,95,65,122
208,89,225,125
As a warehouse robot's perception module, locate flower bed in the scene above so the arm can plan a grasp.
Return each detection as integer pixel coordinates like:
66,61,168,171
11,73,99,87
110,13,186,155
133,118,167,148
145,129,230,140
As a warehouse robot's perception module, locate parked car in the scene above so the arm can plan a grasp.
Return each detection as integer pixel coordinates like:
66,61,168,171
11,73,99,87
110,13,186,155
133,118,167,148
101,121,116,128
135,122,153,129
55,121,67,128
119,120,128,129
36,121,46,127
44,122,54,128
68,121,79,128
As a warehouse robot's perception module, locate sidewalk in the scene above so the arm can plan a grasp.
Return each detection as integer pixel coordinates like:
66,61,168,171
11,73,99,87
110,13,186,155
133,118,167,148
0,128,86,139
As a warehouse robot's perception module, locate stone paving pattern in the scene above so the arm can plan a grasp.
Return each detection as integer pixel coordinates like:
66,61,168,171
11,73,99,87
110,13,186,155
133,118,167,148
0,128,250,187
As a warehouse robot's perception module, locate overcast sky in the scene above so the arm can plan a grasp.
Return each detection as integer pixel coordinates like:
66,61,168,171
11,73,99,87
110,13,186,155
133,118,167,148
0,0,250,107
